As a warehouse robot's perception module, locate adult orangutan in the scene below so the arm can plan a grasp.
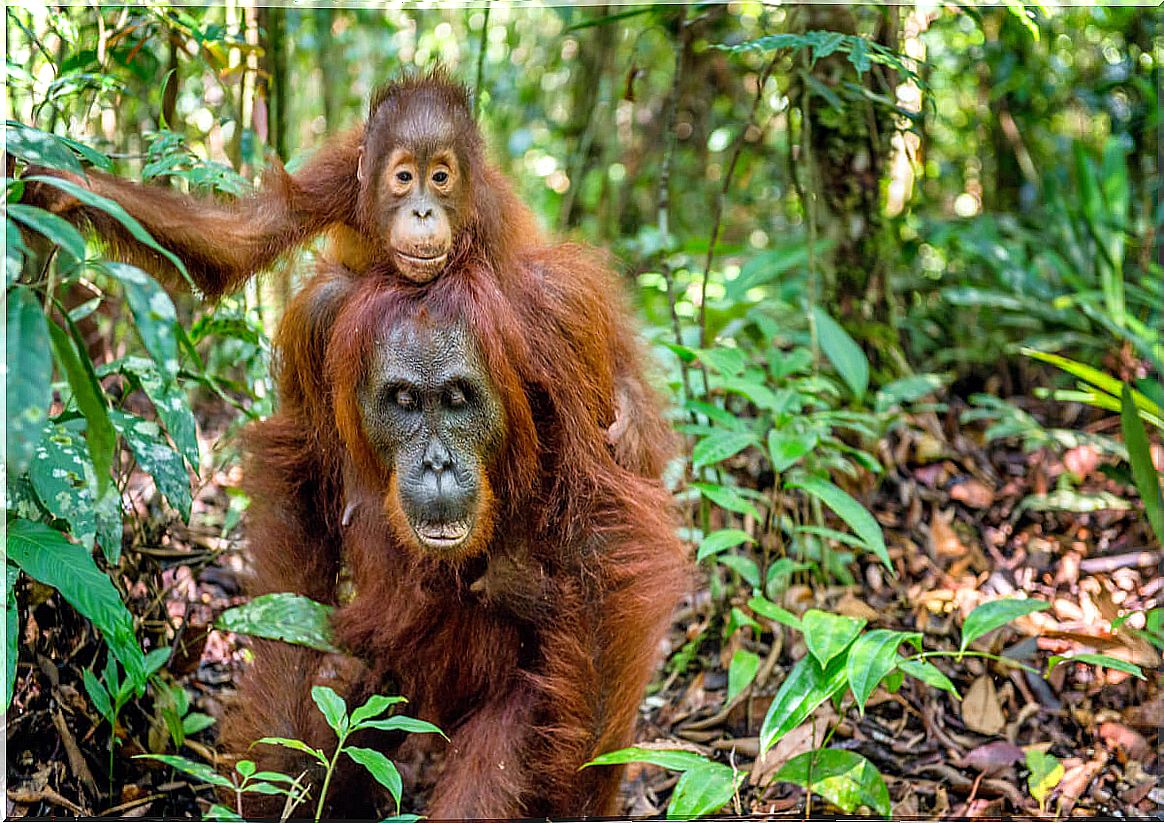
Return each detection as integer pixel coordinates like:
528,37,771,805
20,70,672,476
221,263,687,818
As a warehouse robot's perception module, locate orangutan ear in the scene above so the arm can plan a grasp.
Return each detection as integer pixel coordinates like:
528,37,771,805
357,146,367,185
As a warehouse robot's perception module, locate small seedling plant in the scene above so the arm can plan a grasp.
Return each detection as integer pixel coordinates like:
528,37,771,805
140,686,444,821
588,597,1146,818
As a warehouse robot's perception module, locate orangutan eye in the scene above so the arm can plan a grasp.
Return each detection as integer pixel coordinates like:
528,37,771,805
432,170,449,185
446,385,467,408
396,170,413,184
392,388,416,409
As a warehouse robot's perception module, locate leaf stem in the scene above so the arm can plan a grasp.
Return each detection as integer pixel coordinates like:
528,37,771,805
907,649,1039,676
314,729,348,823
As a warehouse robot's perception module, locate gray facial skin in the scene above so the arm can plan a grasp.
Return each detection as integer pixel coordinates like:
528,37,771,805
358,319,503,552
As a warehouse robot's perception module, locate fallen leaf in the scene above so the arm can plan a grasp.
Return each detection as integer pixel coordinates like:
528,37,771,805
834,592,880,621
929,509,965,558
959,740,1023,774
1097,721,1151,762
950,479,994,509
1054,753,1107,815
962,675,1006,736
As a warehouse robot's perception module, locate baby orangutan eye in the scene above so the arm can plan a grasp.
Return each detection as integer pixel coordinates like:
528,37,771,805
432,170,449,185
446,385,467,408
396,170,413,184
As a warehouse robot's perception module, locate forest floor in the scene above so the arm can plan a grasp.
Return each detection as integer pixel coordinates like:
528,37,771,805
6,396,1162,819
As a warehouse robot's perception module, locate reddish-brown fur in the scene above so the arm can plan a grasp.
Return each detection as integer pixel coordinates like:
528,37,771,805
223,261,688,818
19,72,688,815
20,71,674,478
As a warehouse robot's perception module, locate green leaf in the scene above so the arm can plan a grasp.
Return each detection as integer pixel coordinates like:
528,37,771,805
105,357,199,471
5,563,18,709
358,716,447,739
100,263,181,381
667,761,739,819
349,694,409,727
874,374,944,412
767,429,816,473
813,308,868,400
255,737,328,765
26,176,188,279
29,423,99,548
584,747,714,772
788,475,890,570
727,649,761,702
46,321,115,496
847,630,921,713
110,411,192,521
205,803,245,821
1046,652,1145,680
1121,384,1164,545
696,346,747,377
6,122,84,172
6,519,146,688
693,431,755,470
82,669,113,724
716,554,760,589
8,203,87,260
897,658,959,697
746,595,802,630
5,286,53,473
691,482,762,520
1025,749,1064,810
311,685,348,736
134,754,234,789
773,748,891,817
345,746,403,814
760,653,848,753
696,529,753,563
216,592,339,653
960,598,1050,653
802,609,865,669
182,712,217,735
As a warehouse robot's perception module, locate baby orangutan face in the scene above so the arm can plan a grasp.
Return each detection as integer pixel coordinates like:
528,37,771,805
357,88,476,283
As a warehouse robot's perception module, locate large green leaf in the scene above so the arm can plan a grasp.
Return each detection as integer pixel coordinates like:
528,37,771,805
6,519,145,687
691,482,762,520
110,410,192,521
100,262,181,381
585,747,715,772
667,761,739,819
348,694,409,728
696,529,754,563
133,754,234,789
693,431,755,470
802,609,865,669
767,429,817,473
216,592,339,654
960,598,1050,652
345,746,403,814
1121,384,1164,544
760,652,848,753
46,321,115,496
358,715,447,738
6,122,84,172
102,357,199,471
847,630,921,713
773,748,891,816
1046,652,1144,680
29,423,99,549
727,649,761,702
788,475,890,570
25,175,188,279
5,286,53,473
8,203,87,261
813,308,868,400
312,685,348,736
896,657,959,697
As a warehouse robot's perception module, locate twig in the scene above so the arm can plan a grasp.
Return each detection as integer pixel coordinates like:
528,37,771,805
472,1,491,120
6,785,88,816
1078,549,1161,574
